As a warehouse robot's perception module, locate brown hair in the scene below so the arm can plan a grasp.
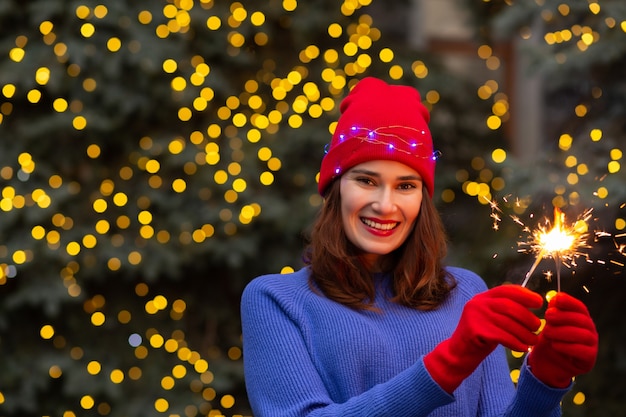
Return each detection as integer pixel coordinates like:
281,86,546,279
303,179,455,311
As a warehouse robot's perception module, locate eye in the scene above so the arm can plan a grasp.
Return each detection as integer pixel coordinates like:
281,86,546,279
397,182,417,190
355,176,375,186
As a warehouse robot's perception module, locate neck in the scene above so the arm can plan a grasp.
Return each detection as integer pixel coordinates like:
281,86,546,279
360,254,391,274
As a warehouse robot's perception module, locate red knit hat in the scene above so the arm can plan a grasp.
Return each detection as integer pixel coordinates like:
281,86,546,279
318,77,437,197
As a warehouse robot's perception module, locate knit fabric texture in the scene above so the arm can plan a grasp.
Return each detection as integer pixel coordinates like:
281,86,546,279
318,77,436,197
241,266,570,416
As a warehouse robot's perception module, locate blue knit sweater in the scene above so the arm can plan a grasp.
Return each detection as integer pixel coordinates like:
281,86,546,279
241,266,569,416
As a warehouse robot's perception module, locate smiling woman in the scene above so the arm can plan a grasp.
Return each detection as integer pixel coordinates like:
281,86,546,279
240,77,598,417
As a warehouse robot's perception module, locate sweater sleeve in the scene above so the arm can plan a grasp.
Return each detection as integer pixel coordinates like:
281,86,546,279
241,275,454,417
471,346,567,417
501,357,570,417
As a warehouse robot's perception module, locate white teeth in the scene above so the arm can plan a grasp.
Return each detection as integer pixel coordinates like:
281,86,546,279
361,218,398,230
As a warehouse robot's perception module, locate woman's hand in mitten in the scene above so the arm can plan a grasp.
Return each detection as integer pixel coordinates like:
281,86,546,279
528,292,598,388
424,285,543,393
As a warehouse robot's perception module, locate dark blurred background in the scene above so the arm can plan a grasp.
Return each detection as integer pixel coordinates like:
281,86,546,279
1,0,625,415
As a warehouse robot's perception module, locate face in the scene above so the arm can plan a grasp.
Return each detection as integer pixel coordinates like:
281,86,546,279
339,160,423,268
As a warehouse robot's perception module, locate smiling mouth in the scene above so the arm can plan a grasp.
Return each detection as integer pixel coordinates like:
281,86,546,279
361,218,399,231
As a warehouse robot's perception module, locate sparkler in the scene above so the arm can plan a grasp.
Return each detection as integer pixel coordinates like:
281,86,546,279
485,194,625,290
519,206,591,291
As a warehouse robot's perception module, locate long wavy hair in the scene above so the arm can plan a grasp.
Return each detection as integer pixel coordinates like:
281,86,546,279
303,179,455,311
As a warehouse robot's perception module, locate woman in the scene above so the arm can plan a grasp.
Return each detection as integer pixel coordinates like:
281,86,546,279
241,77,598,416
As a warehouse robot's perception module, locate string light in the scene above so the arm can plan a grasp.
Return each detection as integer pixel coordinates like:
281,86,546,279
327,125,441,160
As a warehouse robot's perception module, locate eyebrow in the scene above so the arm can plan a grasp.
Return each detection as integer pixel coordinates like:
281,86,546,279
349,168,422,182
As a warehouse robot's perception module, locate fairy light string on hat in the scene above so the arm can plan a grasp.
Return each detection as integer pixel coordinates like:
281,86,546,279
325,125,442,176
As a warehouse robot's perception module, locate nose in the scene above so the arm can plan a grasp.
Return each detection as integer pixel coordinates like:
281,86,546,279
371,186,396,214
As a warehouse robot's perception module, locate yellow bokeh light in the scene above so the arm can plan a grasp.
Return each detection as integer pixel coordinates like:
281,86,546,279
9,47,25,62
81,23,96,37
87,361,102,375
95,219,110,234
27,89,42,103
128,251,142,265
35,67,51,85
49,365,63,379
150,333,165,348
221,394,236,409
31,225,46,240
283,0,297,12
260,171,274,185
91,312,105,326
608,160,620,174
559,133,573,150
194,359,209,373
610,148,622,160
575,104,588,117
138,210,153,225
206,15,221,30
39,20,54,34
12,250,27,264
73,115,87,130
486,115,502,130
251,11,265,26
153,295,168,310
573,391,586,405
80,395,95,409
565,155,577,168
107,257,122,271
40,324,55,339
172,364,187,379
154,398,169,412
2,84,16,98
93,199,107,213
589,128,602,141
491,148,506,163
389,64,403,79
66,241,81,256
112,192,127,207
110,369,124,384
232,178,247,192
478,44,492,59
162,59,177,73
161,375,175,390
172,178,187,192
107,37,122,52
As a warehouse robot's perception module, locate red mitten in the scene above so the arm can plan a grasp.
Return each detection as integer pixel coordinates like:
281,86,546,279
424,285,543,393
528,292,598,388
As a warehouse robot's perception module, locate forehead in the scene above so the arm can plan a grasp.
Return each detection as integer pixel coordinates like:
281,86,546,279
346,160,422,178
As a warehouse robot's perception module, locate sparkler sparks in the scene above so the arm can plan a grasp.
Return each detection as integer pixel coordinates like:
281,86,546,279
485,193,626,292
519,206,592,291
